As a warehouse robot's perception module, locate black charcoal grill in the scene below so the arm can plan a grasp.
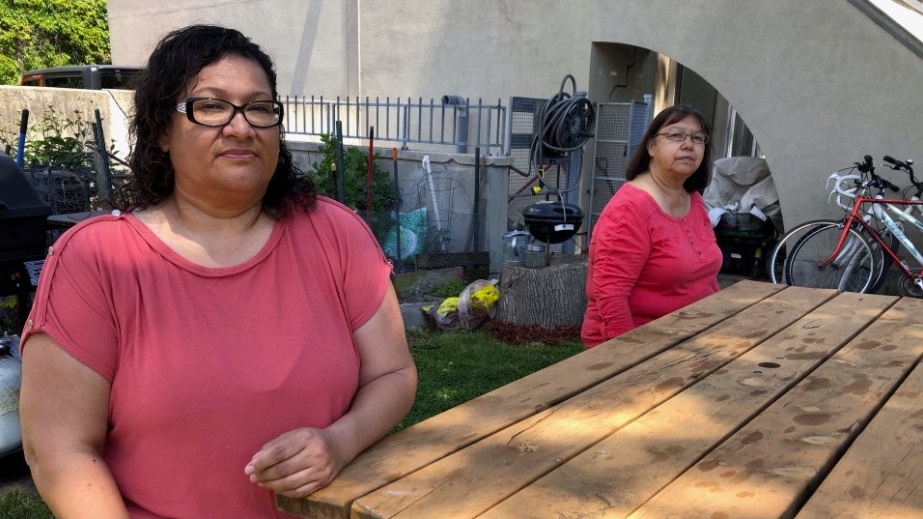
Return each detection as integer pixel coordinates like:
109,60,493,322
0,154,51,332
522,201,584,244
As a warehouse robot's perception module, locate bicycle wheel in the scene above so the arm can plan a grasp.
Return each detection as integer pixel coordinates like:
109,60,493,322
766,219,840,283
898,276,923,298
785,225,878,292
865,226,899,293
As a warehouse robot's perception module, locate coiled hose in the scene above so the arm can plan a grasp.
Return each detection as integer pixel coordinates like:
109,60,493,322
528,74,596,194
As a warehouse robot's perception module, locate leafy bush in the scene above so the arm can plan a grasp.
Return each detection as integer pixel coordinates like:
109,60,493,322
0,0,112,86
24,107,96,172
433,278,468,298
307,134,396,241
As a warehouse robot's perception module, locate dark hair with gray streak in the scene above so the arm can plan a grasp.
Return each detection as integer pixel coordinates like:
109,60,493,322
624,105,712,193
116,24,314,216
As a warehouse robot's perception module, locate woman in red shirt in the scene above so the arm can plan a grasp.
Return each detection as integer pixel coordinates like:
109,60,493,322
582,105,723,347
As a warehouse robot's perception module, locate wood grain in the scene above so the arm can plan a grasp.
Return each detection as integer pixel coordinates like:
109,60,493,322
479,290,895,519
795,298,923,519
347,285,833,519
625,295,922,519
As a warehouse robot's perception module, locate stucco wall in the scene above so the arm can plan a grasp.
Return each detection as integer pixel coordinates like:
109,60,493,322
107,0,357,97
355,0,923,230
106,0,923,232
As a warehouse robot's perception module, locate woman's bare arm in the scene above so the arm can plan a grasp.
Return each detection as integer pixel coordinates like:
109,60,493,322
20,333,129,518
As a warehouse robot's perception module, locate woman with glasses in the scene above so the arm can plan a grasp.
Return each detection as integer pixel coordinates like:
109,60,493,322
19,24,417,518
582,105,722,348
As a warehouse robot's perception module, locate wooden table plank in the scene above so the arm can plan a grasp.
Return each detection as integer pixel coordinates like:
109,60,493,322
795,298,923,519
347,285,834,519
624,294,922,519
477,290,894,519
279,280,784,518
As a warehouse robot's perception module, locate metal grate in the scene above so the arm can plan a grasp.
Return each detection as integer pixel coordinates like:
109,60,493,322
587,96,651,241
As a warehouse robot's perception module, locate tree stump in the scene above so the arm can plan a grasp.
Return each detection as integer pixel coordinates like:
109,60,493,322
496,254,588,329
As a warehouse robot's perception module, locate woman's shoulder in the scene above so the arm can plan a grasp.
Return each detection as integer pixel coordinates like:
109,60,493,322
287,196,380,242
49,211,143,253
293,196,370,227
607,183,658,217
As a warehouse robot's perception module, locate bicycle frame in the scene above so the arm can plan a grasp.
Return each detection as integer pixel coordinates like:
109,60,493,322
823,194,923,291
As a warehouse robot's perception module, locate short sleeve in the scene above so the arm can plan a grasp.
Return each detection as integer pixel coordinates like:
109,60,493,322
21,220,121,382
307,199,394,331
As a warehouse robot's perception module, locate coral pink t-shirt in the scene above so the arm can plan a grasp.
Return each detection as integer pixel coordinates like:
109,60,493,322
22,197,392,518
582,184,722,347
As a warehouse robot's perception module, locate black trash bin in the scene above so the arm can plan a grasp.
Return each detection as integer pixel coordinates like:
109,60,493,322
713,212,777,278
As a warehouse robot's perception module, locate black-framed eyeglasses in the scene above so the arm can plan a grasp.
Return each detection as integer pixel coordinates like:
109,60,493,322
655,129,708,145
175,97,284,128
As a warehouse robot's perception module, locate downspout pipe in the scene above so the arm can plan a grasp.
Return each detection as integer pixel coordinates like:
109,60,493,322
442,95,469,154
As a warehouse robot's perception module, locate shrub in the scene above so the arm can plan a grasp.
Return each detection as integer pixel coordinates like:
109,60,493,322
307,134,395,242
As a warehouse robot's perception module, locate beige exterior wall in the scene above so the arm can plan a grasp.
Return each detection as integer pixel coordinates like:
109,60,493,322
105,0,922,232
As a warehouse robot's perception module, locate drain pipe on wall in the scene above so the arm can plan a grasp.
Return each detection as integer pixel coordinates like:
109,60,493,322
442,95,469,154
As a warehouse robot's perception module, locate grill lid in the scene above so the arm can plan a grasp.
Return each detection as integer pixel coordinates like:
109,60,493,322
522,201,584,244
0,155,51,220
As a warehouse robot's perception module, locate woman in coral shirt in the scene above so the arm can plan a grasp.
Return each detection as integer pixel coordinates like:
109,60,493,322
19,25,417,518
582,105,723,348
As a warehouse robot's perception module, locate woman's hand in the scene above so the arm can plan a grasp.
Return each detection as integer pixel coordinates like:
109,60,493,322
247,284,417,499
244,426,346,498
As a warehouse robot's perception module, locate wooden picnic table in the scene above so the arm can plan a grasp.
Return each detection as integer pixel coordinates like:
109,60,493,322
278,280,923,519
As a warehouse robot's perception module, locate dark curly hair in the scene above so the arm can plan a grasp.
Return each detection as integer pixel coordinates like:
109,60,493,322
624,105,713,194
115,24,314,217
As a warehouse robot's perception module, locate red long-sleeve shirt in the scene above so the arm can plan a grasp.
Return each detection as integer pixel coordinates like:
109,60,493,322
582,184,722,347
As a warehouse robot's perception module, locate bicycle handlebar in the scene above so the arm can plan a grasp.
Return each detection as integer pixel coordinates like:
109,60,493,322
883,154,921,196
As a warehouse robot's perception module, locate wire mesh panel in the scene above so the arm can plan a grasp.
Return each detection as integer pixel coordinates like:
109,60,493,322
587,98,650,241
416,174,461,253
25,168,90,214
507,97,545,228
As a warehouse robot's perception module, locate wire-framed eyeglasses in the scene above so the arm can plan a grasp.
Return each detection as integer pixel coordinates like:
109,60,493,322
176,97,284,128
655,130,708,145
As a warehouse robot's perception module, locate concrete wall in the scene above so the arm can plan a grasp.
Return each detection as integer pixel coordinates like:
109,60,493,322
107,0,358,97
0,87,133,162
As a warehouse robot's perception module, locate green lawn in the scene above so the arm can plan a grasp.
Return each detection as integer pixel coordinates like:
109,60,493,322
0,488,53,519
0,327,583,517
396,328,583,431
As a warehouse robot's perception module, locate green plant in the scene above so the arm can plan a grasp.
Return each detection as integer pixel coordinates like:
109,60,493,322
0,0,111,85
307,134,396,241
24,107,96,172
432,278,468,298
422,225,452,253
0,295,19,333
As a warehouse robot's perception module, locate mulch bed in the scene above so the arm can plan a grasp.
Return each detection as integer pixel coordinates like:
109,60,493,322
482,319,581,345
